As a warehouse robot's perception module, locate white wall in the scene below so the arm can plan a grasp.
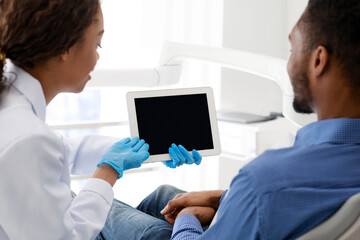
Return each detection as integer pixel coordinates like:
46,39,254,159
220,0,308,116
287,0,309,35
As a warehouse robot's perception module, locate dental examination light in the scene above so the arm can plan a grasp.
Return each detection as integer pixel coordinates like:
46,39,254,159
88,42,317,127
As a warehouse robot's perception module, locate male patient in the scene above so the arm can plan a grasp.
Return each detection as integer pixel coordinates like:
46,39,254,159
160,0,360,239
100,0,360,239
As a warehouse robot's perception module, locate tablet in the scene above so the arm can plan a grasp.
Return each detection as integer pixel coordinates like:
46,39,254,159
126,87,221,163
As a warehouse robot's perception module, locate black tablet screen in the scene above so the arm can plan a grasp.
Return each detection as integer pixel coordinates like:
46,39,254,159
134,94,214,155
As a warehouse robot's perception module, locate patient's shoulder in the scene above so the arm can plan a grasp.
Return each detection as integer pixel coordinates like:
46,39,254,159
238,147,311,194
239,142,360,195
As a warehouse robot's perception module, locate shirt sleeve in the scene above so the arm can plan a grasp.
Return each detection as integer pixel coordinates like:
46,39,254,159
171,214,204,240
201,169,260,239
170,169,260,240
63,135,119,175
0,134,114,240
219,189,228,204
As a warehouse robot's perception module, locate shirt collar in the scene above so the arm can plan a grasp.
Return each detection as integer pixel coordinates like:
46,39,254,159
5,62,47,121
295,118,360,146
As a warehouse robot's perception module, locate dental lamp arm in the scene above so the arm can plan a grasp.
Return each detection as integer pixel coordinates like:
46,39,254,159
88,41,317,127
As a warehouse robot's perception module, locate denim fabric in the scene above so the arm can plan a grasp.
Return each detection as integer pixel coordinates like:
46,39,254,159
96,184,185,240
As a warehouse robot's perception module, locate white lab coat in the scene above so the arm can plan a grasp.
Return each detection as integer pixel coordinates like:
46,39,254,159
0,63,118,240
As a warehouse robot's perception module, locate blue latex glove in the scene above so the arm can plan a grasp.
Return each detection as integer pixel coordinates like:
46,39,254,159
163,143,202,168
97,137,150,179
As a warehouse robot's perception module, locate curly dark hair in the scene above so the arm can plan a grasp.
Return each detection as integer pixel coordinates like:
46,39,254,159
299,0,360,89
0,0,100,98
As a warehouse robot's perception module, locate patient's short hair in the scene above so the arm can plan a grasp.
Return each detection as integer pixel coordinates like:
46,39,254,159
299,0,360,88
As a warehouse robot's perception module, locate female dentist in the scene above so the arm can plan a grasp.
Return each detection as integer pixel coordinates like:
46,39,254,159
0,0,201,239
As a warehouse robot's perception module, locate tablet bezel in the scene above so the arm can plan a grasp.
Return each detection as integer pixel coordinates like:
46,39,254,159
126,87,221,163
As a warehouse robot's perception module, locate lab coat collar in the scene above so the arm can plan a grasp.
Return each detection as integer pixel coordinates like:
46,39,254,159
5,62,47,121
295,118,360,146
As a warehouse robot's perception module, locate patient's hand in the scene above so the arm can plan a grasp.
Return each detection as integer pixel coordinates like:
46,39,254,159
160,190,224,225
169,206,216,226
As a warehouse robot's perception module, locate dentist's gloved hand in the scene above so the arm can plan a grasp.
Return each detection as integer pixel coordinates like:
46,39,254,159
163,144,202,168
97,137,150,179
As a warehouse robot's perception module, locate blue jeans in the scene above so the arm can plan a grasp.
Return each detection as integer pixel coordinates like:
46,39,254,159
96,185,185,240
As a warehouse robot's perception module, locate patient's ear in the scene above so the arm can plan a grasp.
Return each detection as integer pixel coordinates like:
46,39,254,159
310,45,329,77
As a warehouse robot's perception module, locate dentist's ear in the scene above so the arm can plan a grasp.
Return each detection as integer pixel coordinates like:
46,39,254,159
60,51,69,62
60,47,74,62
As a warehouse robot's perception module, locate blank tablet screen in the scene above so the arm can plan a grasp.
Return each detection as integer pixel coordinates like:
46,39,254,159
134,94,214,155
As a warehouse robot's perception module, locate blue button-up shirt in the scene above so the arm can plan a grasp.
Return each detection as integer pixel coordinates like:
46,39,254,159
172,118,360,239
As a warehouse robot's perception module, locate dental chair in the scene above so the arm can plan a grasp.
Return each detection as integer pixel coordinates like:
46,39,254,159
296,192,360,240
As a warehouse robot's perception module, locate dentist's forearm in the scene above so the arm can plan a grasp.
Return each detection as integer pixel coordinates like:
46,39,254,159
92,163,119,187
